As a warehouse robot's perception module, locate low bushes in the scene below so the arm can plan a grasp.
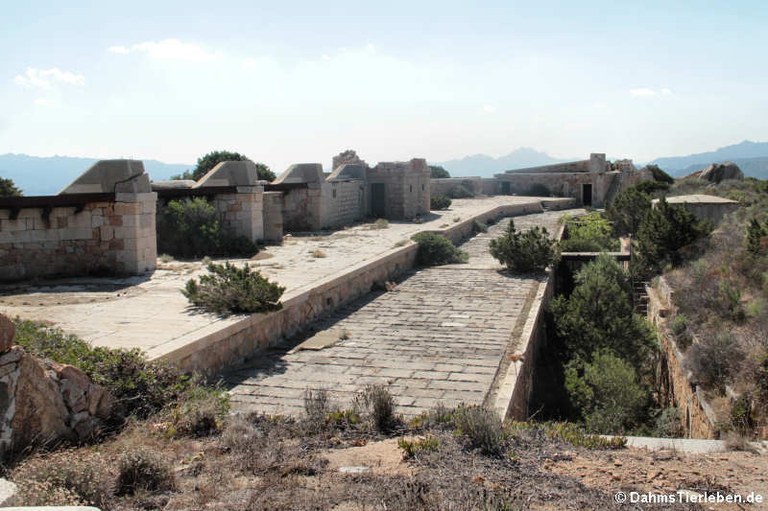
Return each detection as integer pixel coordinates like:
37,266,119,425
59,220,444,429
13,319,200,419
157,197,258,259
489,220,558,273
411,232,468,266
430,194,452,210
116,448,175,495
183,261,285,316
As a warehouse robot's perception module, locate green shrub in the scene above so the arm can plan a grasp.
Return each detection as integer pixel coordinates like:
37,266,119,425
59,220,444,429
489,220,558,273
535,421,627,449
411,232,468,266
452,405,506,456
564,349,649,435
398,435,440,459
559,212,619,252
430,195,452,210
353,384,398,433
183,262,285,316
472,220,488,233
654,407,684,438
303,387,332,432
157,197,258,259
429,165,451,179
645,164,675,184
165,386,230,437
116,448,175,495
13,319,195,419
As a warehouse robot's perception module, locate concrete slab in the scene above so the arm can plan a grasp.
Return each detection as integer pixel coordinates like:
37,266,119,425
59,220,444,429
0,197,572,363
226,210,572,417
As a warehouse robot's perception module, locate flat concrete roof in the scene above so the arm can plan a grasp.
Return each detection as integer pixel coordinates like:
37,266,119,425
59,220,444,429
657,194,738,204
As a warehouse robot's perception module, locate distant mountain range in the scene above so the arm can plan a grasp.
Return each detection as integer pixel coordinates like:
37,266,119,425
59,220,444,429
2,141,768,196
0,154,191,196
650,140,768,178
433,148,570,178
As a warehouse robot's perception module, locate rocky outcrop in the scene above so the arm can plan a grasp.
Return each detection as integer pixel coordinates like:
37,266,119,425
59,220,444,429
689,162,744,183
0,315,113,461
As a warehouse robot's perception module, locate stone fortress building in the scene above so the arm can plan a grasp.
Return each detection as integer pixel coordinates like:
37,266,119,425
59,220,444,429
0,149,647,281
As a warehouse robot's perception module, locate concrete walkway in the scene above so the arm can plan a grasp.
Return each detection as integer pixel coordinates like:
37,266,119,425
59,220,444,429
0,197,561,360
226,210,571,417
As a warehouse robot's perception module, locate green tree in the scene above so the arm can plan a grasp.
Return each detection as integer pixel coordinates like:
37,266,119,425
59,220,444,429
429,165,451,179
746,218,767,256
0,177,22,197
174,150,276,182
606,187,652,236
550,254,655,367
565,348,649,434
559,212,619,252
636,197,712,270
489,220,558,273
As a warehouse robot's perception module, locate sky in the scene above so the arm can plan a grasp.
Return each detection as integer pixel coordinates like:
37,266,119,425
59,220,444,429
2,0,767,172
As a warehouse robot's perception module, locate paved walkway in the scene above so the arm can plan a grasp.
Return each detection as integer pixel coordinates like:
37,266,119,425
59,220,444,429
226,210,571,417
0,197,558,356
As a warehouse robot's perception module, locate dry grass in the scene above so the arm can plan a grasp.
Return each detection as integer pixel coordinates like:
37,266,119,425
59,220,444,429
311,249,327,258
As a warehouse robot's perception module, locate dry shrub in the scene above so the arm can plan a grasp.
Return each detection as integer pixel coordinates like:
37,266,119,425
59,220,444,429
116,447,175,495
452,405,507,456
12,450,113,508
354,384,398,433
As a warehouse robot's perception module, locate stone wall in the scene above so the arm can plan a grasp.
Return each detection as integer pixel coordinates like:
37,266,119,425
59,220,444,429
647,278,718,439
0,192,157,281
281,187,323,232
320,180,365,229
496,171,616,207
367,159,430,220
211,186,265,242
262,191,284,242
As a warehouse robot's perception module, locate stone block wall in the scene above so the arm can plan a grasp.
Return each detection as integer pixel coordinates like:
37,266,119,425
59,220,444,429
367,159,430,220
281,187,323,232
262,191,284,242
212,186,265,242
495,172,614,207
320,180,365,229
0,192,157,281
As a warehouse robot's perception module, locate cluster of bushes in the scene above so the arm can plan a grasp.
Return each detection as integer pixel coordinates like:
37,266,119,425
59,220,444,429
489,220,558,273
411,232,468,266
430,194,452,210
559,212,620,252
157,197,259,259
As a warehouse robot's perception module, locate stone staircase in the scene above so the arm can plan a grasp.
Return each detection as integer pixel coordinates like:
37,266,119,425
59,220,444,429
633,280,650,315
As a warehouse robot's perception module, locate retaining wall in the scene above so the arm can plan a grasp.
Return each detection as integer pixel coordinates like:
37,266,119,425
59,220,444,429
156,198,575,376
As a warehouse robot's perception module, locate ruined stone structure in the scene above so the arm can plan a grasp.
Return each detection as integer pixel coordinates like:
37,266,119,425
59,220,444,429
653,194,739,224
489,153,649,207
0,160,157,281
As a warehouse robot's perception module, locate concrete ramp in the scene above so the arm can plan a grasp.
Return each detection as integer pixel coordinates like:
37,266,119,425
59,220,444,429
59,159,150,194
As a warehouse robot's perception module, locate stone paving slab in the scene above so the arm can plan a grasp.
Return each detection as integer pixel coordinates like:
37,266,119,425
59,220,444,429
226,210,571,418
0,197,565,358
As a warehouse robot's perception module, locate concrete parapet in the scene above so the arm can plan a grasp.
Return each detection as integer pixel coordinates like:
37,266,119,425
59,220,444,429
60,160,150,194
196,160,265,188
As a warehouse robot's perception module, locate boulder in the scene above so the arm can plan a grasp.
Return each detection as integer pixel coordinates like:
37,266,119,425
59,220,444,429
697,162,744,183
0,314,15,353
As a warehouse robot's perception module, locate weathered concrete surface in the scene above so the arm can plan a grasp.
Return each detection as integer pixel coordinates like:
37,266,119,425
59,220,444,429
226,210,571,417
0,477,17,506
0,197,572,366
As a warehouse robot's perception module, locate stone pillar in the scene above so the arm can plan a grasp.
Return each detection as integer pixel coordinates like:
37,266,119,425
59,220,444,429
263,192,284,242
114,192,157,274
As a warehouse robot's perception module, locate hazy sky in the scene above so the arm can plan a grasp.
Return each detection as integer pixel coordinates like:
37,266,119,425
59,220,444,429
2,0,766,172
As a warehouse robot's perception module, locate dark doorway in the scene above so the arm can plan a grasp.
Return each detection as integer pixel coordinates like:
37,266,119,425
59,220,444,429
501,181,511,195
582,183,593,206
371,183,386,217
